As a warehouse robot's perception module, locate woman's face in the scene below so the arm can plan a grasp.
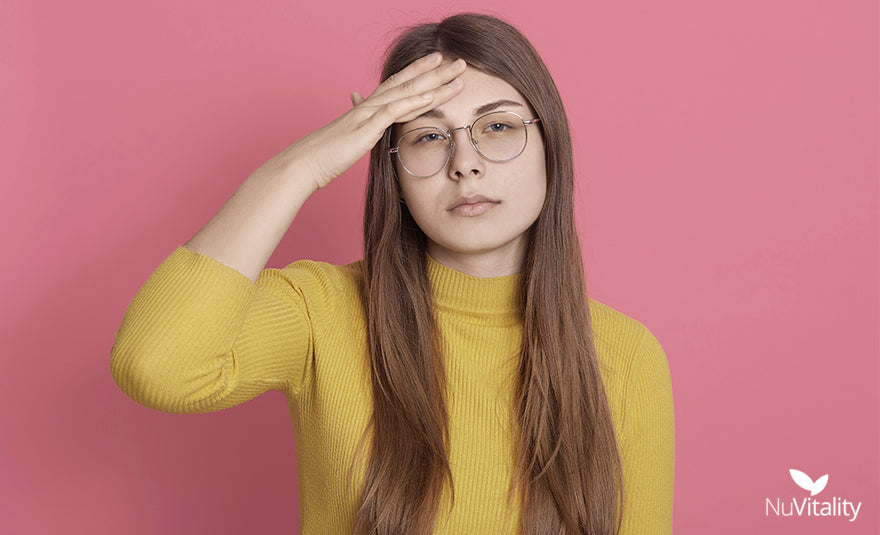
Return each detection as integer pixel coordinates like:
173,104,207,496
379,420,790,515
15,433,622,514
395,65,547,277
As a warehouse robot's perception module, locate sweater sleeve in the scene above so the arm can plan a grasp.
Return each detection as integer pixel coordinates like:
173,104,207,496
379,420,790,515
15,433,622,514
618,327,675,534
109,246,313,414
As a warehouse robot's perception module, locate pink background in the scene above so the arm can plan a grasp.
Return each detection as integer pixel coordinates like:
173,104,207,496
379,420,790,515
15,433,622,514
2,1,877,533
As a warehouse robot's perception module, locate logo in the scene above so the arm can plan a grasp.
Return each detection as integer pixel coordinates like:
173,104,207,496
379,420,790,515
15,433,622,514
764,469,862,522
789,469,827,496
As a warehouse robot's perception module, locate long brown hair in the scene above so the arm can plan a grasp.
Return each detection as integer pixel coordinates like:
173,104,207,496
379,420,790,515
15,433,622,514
356,13,624,534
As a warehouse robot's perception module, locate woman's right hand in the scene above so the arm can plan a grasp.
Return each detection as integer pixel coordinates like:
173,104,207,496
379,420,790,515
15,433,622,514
183,53,467,281
268,52,467,192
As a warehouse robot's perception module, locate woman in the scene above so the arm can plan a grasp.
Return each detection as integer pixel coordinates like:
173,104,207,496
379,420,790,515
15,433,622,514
110,13,674,535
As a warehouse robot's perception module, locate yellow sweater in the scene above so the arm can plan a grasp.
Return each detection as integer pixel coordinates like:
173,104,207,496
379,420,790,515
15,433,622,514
110,247,674,534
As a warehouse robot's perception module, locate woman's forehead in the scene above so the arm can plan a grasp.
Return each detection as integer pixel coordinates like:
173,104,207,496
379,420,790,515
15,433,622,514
418,66,533,124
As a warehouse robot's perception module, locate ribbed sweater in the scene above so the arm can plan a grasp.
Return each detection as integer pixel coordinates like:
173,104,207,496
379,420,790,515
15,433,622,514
110,246,674,534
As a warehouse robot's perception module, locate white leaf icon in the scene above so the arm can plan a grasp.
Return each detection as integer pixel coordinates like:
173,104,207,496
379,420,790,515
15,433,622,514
789,469,829,496
812,474,828,495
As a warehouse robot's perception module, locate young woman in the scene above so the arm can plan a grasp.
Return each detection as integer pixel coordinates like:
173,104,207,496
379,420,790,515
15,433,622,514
111,13,674,535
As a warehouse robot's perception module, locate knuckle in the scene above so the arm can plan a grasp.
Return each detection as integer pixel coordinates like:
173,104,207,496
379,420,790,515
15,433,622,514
378,103,399,121
399,78,416,94
382,72,400,88
350,105,372,121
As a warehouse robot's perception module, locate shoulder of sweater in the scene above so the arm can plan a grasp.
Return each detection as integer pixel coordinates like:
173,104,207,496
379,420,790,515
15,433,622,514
587,298,669,382
258,257,365,297
588,298,649,342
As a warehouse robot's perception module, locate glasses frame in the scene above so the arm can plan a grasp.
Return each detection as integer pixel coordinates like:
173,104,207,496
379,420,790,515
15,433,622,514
389,110,541,178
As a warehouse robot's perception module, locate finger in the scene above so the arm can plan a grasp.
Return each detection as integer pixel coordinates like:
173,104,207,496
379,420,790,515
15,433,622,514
369,57,466,106
392,77,465,124
370,51,443,98
349,92,365,107
354,74,465,138
361,91,440,133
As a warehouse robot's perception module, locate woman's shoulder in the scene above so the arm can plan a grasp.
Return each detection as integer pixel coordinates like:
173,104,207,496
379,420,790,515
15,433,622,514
263,258,365,289
588,299,658,345
254,258,366,311
587,298,670,391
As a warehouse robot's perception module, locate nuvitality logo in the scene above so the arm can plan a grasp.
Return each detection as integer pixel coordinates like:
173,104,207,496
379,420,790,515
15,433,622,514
764,469,862,522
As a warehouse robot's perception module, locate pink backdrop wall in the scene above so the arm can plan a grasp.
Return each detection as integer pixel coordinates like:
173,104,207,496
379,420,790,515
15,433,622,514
2,1,877,533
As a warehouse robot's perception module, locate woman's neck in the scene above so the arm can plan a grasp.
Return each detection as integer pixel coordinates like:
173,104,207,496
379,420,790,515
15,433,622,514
425,251,522,325
426,237,526,278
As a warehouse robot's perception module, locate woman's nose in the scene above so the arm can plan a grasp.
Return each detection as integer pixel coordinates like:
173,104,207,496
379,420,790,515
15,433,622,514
446,128,485,180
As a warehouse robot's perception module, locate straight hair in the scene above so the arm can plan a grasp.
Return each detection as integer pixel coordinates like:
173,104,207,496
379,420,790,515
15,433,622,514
355,13,624,534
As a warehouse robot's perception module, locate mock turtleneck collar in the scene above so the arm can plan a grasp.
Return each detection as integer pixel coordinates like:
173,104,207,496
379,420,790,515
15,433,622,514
426,252,522,326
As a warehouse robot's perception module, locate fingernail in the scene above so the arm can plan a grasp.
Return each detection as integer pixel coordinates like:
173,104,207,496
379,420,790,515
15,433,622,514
453,58,465,68
427,52,441,62
448,79,462,88
421,91,434,100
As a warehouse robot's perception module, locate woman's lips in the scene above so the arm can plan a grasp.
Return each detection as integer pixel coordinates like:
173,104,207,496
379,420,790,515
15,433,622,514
448,200,499,216
447,194,500,216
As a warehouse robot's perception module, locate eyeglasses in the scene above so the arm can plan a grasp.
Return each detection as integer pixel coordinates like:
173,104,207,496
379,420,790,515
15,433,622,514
389,111,541,178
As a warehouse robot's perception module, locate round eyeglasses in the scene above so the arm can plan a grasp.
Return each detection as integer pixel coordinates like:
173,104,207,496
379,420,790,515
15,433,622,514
389,111,541,178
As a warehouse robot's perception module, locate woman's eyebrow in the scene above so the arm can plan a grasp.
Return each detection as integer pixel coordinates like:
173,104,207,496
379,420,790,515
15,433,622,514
415,99,526,121
473,99,525,115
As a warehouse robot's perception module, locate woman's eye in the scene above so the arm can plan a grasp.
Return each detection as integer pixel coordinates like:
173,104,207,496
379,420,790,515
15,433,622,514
417,132,446,143
486,123,510,132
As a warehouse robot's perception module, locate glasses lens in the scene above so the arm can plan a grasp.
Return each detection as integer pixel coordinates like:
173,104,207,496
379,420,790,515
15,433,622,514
396,128,450,178
472,112,527,162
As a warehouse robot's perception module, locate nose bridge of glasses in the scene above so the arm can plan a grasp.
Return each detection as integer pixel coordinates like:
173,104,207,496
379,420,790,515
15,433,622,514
446,125,479,154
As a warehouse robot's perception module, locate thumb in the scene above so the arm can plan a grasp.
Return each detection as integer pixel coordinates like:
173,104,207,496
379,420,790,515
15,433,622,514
349,91,365,107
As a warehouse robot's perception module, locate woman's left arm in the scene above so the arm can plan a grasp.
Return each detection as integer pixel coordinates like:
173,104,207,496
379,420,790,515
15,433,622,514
617,327,675,534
